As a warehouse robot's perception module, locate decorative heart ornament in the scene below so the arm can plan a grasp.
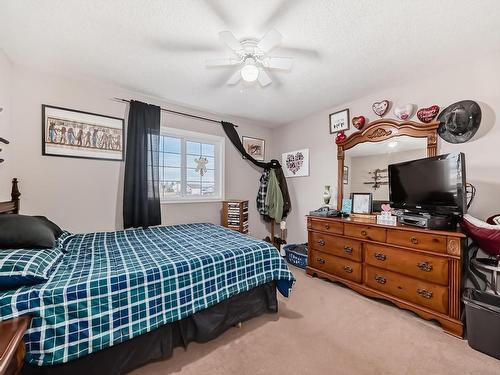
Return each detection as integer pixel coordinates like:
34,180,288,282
285,152,304,174
394,104,415,120
372,100,389,117
417,105,440,123
335,131,346,143
381,203,391,212
352,116,366,130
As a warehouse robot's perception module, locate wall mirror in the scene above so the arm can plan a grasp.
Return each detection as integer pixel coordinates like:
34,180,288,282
336,119,439,211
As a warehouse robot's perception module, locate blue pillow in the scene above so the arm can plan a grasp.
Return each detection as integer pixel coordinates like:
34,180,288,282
0,246,64,290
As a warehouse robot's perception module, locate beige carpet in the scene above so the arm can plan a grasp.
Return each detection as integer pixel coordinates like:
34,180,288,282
131,265,500,375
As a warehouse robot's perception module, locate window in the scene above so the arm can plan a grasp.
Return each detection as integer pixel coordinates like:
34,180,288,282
159,127,225,203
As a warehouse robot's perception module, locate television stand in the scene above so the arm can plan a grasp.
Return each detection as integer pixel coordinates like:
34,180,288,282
399,212,456,230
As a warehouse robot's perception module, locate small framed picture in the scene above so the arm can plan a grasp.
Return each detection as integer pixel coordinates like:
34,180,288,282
351,193,373,214
242,136,265,161
343,166,349,185
341,198,352,214
329,108,350,134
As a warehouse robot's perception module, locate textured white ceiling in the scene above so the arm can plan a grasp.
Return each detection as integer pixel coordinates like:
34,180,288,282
1,0,499,127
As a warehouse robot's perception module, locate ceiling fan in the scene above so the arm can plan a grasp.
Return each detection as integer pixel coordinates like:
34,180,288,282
205,29,293,87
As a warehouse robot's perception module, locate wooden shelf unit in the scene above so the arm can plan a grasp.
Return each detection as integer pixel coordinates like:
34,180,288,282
222,200,249,234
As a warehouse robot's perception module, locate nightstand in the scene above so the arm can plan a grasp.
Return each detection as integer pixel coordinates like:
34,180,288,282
0,317,31,375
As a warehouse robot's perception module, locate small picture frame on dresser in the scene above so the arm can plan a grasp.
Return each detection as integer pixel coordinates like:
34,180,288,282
351,193,372,214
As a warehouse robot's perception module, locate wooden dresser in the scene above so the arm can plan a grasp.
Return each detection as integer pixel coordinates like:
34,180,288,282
306,216,466,337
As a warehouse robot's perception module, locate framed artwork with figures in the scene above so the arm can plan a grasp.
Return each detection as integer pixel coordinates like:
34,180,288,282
329,108,350,134
42,105,124,161
282,148,309,177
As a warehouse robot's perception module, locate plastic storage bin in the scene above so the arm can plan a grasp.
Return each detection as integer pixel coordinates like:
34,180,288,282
463,288,500,359
284,243,308,269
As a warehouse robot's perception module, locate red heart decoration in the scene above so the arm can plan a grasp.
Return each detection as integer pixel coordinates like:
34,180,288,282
417,105,440,123
335,131,346,143
372,100,389,117
352,116,366,130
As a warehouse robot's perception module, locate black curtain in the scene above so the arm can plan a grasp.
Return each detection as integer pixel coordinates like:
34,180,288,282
221,121,291,218
221,121,281,169
123,100,161,229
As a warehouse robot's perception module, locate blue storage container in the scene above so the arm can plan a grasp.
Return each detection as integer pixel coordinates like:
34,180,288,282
284,243,308,269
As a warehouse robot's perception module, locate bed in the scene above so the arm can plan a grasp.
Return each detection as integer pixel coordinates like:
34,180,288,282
0,179,295,374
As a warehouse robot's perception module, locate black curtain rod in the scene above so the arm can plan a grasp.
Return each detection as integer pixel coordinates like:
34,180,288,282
112,97,237,127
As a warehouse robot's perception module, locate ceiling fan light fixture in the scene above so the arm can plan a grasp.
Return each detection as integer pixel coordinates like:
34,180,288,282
240,59,259,82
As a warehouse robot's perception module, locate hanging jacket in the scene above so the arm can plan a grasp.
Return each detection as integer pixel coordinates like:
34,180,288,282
257,169,270,216
274,167,291,218
265,169,284,222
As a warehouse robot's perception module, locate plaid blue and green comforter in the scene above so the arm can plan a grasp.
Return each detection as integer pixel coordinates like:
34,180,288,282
0,223,294,366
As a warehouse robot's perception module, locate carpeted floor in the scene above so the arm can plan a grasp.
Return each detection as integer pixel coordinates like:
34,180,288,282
131,265,500,375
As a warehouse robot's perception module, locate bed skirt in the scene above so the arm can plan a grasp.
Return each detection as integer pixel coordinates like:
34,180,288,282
23,281,277,375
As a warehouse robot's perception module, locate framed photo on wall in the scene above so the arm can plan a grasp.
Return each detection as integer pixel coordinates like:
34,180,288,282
329,108,350,134
242,136,265,161
351,192,372,214
343,166,349,184
42,105,124,161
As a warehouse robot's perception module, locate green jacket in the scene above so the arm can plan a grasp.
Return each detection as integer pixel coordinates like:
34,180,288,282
265,169,284,222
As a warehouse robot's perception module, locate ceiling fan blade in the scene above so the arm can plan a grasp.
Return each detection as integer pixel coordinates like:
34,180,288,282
261,57,293,70
257,29,282,53
219,31,243,51
257,70,272,87
205,58,241,67
204,0,235,28
275,46,320,58
150,38,219,53
227,70,241,85
260,0,298,29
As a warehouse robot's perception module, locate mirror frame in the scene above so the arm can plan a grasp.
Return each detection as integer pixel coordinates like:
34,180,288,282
336,119,439,209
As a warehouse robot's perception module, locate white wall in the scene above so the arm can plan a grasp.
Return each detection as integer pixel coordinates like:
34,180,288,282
0,50,13,200
273,52,500,244
10,65,273,239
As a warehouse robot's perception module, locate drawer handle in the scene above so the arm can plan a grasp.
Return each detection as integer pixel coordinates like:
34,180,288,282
417,262,433,272
343,266,353,273
344,246,353,254
416,288,433,299
325,224,330,230
410,236,419,245
317,239,325,246
361,230,368,236
316,257,326,264
374,252,386,261
375,275,386,284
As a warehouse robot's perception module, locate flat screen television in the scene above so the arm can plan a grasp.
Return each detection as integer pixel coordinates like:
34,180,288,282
388,153,466,215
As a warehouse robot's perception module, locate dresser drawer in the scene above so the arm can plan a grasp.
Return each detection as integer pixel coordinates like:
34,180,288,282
365,243,449,285
310,250,362,283
344,223,386,242
310,232,362,261
365,265,448,314
387,230,447,253
308,218,343,235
